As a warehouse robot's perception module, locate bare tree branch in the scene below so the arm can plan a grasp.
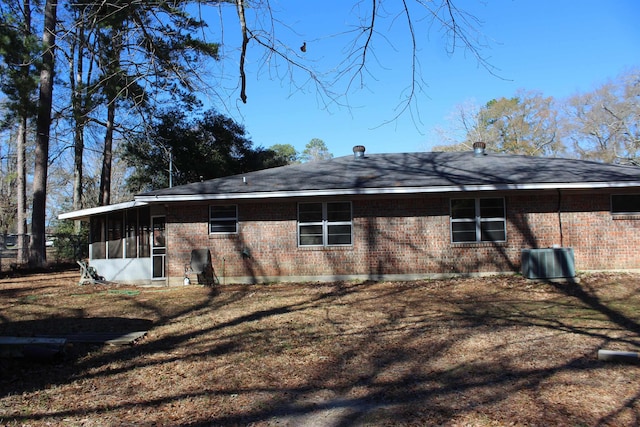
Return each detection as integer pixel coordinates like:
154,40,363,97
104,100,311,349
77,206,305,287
235,0,249,103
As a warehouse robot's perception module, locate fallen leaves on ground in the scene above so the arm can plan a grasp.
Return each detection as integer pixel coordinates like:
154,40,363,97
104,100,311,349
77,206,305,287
1,270,639,426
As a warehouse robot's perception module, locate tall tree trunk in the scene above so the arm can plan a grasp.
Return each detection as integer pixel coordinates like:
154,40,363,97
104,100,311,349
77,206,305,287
30,0,57,267
73,120,85,230
71,14,86,231
16,118,28,264
99,101,114,206
99,29,122,207
16,0,31,265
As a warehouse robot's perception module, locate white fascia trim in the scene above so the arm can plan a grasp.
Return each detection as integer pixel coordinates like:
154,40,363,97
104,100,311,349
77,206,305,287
58,200,149,220
133,181,640,203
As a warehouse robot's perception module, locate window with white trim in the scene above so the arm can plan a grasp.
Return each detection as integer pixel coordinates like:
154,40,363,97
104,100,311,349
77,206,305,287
611,194,640,214
450,198,506,243
209,205,238,234
298,202,352,246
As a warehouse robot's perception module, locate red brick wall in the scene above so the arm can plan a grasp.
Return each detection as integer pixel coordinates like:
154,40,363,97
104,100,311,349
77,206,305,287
164,191,640,283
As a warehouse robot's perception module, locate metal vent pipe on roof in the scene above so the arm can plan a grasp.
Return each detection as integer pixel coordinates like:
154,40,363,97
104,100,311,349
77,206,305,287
473,141,487,156
353,145,366,159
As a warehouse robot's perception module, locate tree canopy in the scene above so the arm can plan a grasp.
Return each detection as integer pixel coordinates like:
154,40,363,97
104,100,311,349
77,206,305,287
0,2,40,124
301,138,333,162
431,68,639,164
269,144,300,164
121,108,287,192
478,92,562,156
563,71,640,164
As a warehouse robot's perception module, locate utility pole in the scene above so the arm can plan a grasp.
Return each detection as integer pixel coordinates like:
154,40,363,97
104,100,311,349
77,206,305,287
169,147,173,188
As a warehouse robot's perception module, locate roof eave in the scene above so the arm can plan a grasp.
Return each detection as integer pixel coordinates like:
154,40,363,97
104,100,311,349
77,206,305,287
58,200,149,221
133,181,640,203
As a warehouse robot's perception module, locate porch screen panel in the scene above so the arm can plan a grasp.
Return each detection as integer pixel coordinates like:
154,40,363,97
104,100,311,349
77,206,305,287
107,214,123,259
91,215,106,259
138,207,150,258
125,210,137,258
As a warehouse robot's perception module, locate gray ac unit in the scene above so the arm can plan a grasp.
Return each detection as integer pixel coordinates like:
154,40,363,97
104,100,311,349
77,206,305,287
521,248,575,279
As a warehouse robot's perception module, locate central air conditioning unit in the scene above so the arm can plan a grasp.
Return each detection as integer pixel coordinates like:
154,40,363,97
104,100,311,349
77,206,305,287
521,248,575,279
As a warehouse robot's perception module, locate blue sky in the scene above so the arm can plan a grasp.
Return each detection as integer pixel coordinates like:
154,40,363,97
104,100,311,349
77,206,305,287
203,1,639,158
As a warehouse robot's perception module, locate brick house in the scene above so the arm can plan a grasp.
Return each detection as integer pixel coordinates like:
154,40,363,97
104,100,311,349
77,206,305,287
59,144,640,285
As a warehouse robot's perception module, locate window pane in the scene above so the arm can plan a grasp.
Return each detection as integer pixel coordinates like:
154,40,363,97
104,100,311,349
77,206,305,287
299,203,323,222
452,222,476,243
328,224,352,245
210,220,237,233
451,199,475,219
300,225,323,236
612,195,640,214
481,220,506,241
327,202,351,222
299,225,323,246
152,218,166,247
152,254,165,278
210,205,237,219
480,198,504,218
300,235,324,245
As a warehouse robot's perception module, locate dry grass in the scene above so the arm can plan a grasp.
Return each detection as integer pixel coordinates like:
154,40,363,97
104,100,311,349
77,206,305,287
1,269,640,426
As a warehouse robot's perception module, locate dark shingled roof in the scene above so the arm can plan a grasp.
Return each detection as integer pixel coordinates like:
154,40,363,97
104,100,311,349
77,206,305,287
137,151,640,200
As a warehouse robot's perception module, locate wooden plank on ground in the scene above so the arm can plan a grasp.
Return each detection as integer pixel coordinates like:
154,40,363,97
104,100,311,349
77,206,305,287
0,337,67,346
38,331,147,345
0,337,67,359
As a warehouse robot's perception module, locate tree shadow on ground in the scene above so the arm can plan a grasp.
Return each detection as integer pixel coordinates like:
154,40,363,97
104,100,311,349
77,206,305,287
1,274,640,426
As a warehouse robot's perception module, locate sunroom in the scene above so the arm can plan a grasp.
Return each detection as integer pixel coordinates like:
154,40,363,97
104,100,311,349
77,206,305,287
59,201,167,284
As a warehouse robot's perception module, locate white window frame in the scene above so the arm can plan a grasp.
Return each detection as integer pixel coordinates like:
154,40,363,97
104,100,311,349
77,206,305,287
450,197,506,243
298,202,352,247
209,205,238,234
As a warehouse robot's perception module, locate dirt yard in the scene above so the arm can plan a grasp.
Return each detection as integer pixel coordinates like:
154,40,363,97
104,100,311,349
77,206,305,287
1,269,639,426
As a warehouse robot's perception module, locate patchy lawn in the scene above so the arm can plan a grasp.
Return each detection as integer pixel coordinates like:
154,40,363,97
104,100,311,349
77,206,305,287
1,270,639,426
